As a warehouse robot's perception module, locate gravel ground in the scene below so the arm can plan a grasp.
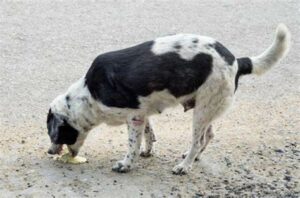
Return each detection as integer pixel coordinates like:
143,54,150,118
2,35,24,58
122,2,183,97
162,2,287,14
0,0,299,197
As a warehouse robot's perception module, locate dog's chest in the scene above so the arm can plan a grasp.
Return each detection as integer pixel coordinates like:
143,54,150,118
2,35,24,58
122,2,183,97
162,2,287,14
98,104,133,126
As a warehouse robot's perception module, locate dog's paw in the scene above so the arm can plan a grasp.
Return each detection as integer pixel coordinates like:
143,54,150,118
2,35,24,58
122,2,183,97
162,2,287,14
172,164,191,175
112,161,131,173
182,151,200,161
140,150,152,158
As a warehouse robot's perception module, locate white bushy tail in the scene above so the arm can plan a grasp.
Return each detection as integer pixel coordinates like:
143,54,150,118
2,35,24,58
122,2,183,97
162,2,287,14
251,24,291,75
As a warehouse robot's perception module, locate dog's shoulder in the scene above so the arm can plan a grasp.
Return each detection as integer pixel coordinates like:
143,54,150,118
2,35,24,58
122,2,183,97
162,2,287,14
84,41,156,109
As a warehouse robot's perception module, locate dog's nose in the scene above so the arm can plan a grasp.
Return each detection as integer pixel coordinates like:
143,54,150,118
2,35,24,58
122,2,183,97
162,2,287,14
48,143,63,155
47,149,55,155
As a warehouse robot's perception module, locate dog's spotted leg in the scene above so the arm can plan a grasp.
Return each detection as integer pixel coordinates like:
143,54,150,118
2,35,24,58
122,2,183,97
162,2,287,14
112,115,146,173
140,119,156,158
182,125,214,161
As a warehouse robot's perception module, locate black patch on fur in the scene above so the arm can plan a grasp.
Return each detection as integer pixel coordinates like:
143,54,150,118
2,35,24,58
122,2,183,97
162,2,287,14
235,57,253,90
174,44,181,49
66,95,71,109
192,38,198,43
211,42,235,65
47,110,78,145
182,98,195,112
85,41,213,108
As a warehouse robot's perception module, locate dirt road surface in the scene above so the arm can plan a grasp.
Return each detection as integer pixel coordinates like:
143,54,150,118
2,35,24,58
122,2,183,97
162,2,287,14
1,0,299,197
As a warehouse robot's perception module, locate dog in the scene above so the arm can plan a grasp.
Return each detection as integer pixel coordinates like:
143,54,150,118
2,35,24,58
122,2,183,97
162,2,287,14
47,24,290,175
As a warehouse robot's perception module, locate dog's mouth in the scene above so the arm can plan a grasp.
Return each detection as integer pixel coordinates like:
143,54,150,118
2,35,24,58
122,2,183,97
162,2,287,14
47,144,63,155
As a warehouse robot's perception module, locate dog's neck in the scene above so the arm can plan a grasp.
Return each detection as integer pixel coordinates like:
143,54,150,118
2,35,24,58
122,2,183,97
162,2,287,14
50,77,103,132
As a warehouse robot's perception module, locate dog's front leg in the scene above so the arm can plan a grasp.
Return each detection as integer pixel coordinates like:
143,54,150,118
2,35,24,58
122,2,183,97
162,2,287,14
67,133,87,157
112,115,145,173
140,119,156,157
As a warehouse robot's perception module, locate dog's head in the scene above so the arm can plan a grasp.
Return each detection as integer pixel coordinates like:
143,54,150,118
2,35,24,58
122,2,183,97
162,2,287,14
46,109,79,154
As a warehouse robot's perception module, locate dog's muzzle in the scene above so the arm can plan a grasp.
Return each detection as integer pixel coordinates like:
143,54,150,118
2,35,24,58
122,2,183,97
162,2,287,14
47,143,63,155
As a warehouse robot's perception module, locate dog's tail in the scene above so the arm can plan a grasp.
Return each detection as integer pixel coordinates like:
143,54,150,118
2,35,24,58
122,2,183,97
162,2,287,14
237,24,291,76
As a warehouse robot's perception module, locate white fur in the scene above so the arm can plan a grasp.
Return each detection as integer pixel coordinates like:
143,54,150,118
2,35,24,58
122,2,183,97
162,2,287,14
50,78,103,131
151,34,216,60
251,24,291,75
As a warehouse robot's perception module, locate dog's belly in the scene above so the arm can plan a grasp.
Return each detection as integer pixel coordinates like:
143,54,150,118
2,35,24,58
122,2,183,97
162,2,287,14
98,103,135,125
96,89,193,125
139,90,195,115
104,118,125,126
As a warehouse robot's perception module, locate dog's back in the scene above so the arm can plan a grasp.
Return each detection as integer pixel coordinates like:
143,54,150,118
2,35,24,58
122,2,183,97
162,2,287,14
85,24,290,112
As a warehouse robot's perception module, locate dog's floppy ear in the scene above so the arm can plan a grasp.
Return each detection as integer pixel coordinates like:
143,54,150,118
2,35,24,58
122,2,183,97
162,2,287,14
47,109,79,145
47,109,64,143
57,120,79,145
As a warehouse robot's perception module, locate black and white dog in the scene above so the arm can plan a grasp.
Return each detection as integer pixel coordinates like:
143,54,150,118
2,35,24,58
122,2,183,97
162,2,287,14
47,24,290,175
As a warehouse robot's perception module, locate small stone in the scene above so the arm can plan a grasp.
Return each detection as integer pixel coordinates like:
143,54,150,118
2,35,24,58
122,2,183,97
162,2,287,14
268,171,273,176
274,149,284,153
284,175,292,182
195,192,204,197
268,184,276,190
224,157,232,167
285,170,291,175
285,183,292,189
171,186,179,192
223,179,229,184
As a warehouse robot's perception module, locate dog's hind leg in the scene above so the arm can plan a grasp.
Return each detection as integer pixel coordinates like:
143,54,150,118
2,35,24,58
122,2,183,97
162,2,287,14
172,89,233,175
140,119,156,157
172,117,210,175
197,125,214,156
112,114,146,173
182,125,214,161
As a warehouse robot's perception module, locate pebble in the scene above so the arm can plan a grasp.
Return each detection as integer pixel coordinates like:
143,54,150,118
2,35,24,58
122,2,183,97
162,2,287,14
224,157,232,167
285,170,291,175
171,186,179,192
194,192,204,197
284,175,292,182
268,171,274,176
274,149,284,153
223,179,229,184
